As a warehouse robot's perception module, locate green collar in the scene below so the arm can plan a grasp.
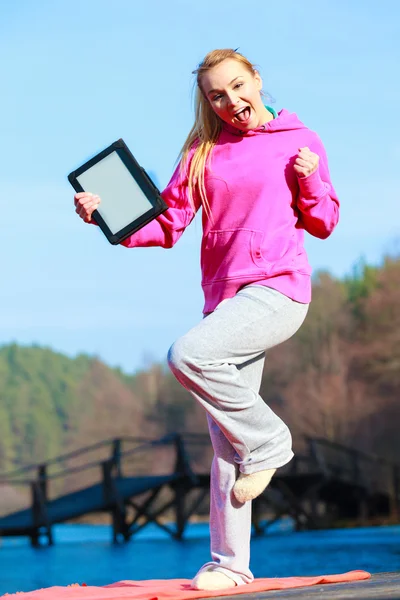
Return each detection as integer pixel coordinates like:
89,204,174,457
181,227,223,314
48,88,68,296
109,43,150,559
265,105,278,118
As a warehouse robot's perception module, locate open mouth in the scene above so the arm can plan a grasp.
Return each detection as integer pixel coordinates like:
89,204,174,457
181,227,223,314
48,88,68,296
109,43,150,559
234,106,251,123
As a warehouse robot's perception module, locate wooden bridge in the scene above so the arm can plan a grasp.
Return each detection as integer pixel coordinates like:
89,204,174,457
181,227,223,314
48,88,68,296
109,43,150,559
0,433,398,546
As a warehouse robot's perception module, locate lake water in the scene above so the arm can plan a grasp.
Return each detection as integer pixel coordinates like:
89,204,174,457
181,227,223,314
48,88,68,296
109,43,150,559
0,521,399,595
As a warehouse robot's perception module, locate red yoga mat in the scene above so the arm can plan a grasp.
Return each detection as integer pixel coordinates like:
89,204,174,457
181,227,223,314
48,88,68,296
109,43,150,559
1,570,371,599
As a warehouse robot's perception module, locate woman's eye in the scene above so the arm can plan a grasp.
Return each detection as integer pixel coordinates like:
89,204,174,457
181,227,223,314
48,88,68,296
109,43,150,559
213,94,223,101
234,83,243,89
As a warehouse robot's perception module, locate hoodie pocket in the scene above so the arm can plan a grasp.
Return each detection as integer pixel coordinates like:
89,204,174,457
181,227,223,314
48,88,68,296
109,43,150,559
201,228,271,284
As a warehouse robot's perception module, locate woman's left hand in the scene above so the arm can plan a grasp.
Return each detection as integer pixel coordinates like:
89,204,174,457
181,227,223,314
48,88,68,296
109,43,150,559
294,147,319,178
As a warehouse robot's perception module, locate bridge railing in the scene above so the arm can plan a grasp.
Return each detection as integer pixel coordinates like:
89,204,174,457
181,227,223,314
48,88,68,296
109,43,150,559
1,433,398,524
306,437,400,515
0,434,211,519
0,437,145,517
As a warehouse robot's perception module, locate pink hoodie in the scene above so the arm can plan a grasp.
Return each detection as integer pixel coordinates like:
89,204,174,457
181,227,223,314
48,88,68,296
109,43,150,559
122,109,340,314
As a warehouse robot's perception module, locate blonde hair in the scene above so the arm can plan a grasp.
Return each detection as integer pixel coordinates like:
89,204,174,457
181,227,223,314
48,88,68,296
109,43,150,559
179,49,257,219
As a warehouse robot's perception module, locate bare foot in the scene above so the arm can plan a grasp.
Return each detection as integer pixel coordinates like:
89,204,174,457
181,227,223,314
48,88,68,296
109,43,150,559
233,468,276,502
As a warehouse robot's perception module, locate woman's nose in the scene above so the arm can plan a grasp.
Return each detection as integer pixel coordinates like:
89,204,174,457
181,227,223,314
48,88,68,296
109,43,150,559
227,94,239,107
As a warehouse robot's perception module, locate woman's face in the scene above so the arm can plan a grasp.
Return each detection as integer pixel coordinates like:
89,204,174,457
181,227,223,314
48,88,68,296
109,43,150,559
200,59,268,131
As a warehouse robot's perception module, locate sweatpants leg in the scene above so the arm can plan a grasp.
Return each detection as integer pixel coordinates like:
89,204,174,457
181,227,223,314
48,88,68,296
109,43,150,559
199,353,266,585
168,285,309,473
168,285,308,584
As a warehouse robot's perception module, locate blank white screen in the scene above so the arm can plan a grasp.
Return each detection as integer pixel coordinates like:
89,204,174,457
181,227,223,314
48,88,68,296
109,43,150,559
76,151,154,235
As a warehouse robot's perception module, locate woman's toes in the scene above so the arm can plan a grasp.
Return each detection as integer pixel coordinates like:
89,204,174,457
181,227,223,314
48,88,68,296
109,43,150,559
233,468,276,502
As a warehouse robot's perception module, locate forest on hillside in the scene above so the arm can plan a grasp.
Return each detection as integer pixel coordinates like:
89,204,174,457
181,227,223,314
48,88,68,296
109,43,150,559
0,256,398,512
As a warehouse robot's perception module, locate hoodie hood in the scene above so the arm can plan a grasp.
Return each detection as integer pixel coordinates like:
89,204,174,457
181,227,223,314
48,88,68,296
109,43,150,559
222,108,307,137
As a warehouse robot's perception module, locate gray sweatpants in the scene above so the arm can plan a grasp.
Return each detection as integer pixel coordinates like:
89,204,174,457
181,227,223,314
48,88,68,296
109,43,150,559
167,284,309,585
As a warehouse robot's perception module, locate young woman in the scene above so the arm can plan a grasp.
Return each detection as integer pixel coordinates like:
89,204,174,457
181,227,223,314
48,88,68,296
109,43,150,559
74,49,339,591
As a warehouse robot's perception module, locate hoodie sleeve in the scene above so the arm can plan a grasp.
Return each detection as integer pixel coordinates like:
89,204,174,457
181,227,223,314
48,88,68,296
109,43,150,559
121,153,200,249
296,135,340,239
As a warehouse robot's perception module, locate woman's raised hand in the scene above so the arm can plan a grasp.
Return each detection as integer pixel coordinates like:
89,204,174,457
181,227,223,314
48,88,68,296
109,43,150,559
293,147,319,178
74,192,101,223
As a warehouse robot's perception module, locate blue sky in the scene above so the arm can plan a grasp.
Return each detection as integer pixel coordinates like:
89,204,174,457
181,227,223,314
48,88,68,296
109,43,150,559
0,0,398,373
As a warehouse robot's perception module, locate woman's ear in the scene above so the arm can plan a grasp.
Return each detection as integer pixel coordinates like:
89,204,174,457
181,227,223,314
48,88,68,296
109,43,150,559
253,69,263,91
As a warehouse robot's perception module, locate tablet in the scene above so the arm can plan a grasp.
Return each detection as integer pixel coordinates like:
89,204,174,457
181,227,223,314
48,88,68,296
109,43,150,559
68,139,168,245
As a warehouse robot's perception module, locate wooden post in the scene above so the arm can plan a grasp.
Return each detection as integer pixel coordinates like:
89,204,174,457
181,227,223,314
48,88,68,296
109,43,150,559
102,460,128,543
30,467,53,547
173,434,197,481
30,481,41,547
172,435,194,539
173,435,187,474
111,504,129,543
174,480,187,540
102,460,113,504
112,439,122,478
38,465,48,501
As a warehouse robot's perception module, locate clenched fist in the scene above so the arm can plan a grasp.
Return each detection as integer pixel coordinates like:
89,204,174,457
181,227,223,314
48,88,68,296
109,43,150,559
74,192,101,223
293,147,319,178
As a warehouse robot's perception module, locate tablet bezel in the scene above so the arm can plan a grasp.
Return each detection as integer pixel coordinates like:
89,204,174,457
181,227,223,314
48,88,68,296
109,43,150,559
68,138,168,245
